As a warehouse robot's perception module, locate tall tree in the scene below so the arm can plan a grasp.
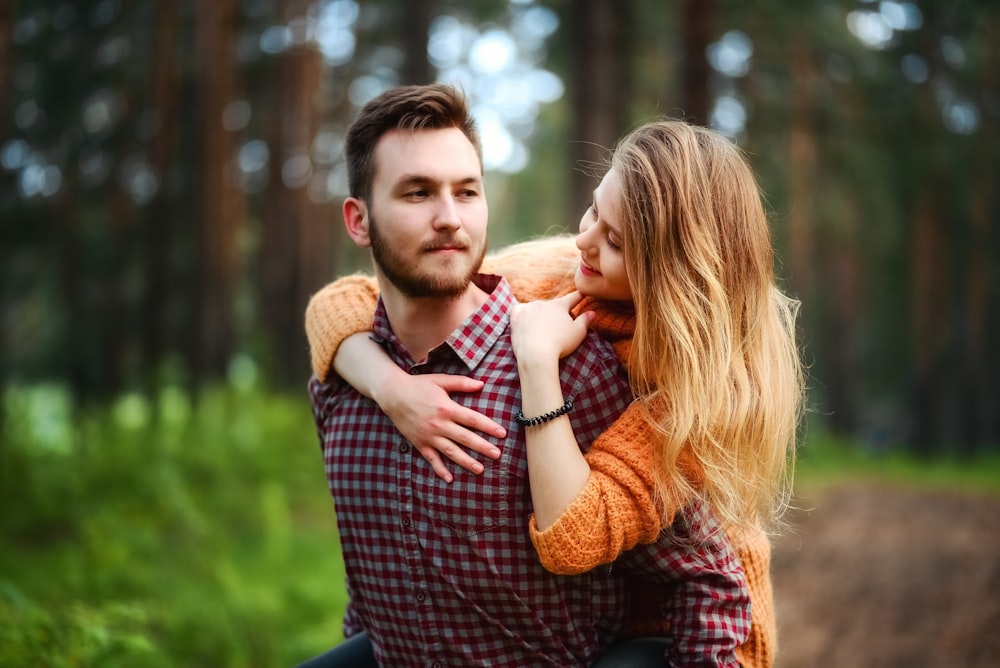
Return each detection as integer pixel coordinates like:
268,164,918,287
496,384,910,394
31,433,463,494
906,7,954,455
679,0,714,125
958,11,998,451
563,0,633,214
193,0,244,381
786,37,817,301
400,0,434,84
140,0,181,390
258,0,333,388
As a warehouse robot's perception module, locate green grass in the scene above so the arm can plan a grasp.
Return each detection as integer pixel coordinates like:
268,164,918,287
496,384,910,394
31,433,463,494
0,383,347,667
794,423,1000,496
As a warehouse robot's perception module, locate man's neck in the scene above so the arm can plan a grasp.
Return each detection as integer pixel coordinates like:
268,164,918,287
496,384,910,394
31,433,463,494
378,280,490,363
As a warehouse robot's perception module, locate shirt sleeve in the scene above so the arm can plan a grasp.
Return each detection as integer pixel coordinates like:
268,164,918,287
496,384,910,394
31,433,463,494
304,274,381,383
342,599,364,638
617,498,750,668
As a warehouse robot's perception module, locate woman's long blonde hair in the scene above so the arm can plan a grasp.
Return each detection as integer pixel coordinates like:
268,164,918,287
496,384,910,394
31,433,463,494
613,120,805,537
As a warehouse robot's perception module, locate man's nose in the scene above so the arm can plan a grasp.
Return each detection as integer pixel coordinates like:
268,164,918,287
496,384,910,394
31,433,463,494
434,196,461,229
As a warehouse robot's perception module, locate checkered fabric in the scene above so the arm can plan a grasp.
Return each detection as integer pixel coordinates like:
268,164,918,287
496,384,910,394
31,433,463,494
617,495,751,667
309,275,632,667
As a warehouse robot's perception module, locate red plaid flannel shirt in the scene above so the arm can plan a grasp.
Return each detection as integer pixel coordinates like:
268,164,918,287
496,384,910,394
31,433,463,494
309,275,750,666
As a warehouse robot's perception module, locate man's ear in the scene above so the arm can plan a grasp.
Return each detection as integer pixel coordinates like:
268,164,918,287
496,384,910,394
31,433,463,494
343,197,371,247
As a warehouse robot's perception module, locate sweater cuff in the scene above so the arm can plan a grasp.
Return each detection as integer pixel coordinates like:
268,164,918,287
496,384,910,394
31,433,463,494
529,483,613,575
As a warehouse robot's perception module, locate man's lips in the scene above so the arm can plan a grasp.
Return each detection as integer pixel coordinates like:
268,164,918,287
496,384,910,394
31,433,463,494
423,241,467,252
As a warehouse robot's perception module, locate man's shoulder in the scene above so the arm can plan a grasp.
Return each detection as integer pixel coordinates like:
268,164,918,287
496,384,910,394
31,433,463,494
575,329,624,365
560,330,628,393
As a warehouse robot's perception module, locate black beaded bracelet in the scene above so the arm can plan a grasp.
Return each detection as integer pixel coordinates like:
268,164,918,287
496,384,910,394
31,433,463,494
515,398,574,427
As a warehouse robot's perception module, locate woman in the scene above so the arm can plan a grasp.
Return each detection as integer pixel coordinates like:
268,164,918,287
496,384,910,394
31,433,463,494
306,120,805,666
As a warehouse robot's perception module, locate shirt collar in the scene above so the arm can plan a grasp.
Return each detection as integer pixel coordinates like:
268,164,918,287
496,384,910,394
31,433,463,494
372,274,513,372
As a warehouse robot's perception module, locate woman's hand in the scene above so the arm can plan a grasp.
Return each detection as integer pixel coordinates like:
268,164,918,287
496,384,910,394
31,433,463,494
510,291,593,366
373,372,506,483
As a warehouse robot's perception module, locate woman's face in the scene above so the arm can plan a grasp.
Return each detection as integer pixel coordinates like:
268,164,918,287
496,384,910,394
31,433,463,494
574,168,632,302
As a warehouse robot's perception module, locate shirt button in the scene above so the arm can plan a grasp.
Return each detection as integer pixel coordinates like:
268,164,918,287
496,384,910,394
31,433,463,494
416,592,426,602
401,516,411,528
432,663,442,668
399,442,410,453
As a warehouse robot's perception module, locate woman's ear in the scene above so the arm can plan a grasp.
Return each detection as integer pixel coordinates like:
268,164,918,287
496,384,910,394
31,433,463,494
343,197,371,247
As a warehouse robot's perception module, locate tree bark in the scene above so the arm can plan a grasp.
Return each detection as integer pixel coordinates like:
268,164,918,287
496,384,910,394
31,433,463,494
786,38,816,301
399,0,433,84
566,0,633,215
141,0,180,391
193,0,244,382
680,0,714,126
259,0,334,388
958,13,998,452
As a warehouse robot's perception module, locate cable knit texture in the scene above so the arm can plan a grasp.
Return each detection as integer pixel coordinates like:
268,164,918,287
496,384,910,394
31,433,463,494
304,236,775,667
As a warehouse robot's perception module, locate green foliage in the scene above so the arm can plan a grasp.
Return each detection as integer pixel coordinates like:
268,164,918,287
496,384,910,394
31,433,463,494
2,384,995,665
795,422,1000,496
0,384,347,667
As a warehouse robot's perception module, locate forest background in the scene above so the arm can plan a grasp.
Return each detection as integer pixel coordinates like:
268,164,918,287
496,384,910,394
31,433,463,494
1,0,998,666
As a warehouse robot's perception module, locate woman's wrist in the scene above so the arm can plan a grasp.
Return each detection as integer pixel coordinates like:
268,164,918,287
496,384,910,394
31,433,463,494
369,363,410,410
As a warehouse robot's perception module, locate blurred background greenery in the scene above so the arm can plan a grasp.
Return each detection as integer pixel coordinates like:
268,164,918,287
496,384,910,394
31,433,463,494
1,0,997,665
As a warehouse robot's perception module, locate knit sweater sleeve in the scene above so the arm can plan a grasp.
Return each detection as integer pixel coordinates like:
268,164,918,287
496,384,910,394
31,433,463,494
528,398,706,575
732,528,777,668
303,236,580,382
528,403,669,574
304,274,380,383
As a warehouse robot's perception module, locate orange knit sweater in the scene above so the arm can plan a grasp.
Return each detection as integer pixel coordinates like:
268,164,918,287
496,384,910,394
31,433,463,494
304,237,775,667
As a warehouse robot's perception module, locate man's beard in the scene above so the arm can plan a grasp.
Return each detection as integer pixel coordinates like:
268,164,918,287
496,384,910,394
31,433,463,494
369,213,486,299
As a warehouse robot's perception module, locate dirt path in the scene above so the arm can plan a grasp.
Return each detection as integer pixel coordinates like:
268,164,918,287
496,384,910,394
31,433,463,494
771,481,1000,667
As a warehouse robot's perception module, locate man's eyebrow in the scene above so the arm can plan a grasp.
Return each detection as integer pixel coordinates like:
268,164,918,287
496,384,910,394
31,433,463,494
394,174,482,188
395,174,438,188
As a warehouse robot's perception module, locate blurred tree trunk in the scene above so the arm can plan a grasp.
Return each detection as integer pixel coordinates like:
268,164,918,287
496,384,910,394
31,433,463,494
399,0,433,84
679,0,714,125
907,14,951,456
193,0,244,382
822,205,862,437
259,0,333,388
0,2,10,128
0,0,12,436
141,0,180,391
786,38,816,301
959,15,997,452
565,0,633,214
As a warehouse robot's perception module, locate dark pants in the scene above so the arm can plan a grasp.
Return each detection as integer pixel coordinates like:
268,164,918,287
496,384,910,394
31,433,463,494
593,636,671,667
294,633,669,667
293,632,378,668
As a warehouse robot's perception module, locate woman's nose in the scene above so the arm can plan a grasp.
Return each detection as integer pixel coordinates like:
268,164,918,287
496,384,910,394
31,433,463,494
576,212,596,250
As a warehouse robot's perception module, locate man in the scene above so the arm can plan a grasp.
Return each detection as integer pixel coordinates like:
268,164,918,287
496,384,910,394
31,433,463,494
304,84,634,666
